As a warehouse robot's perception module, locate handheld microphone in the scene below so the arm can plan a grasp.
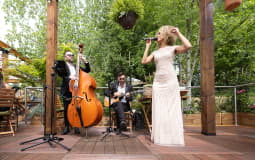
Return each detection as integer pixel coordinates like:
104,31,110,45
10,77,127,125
143,37,158,41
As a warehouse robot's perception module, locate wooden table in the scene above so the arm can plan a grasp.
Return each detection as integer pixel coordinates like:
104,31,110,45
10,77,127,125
16,100,42,124
139,89,189,134
139,97,152,134
13,99,42,127
18,100,41,105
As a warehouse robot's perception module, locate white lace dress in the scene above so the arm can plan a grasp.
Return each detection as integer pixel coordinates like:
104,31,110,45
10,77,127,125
151,46,184,146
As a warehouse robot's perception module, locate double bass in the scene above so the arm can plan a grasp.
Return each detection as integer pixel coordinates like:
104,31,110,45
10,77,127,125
67,44,103,128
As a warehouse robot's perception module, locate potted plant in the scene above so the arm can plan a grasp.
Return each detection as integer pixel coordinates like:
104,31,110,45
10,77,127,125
143,73,154,98
109,0,144,30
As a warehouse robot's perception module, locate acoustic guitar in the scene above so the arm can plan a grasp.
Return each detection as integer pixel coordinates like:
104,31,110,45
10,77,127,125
104,96,119,107
104,92,129,107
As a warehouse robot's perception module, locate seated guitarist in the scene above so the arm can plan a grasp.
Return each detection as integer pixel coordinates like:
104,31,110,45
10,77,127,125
112,72,133,134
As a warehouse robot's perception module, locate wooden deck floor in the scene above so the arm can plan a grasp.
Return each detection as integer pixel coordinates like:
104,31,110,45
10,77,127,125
0,123,255,160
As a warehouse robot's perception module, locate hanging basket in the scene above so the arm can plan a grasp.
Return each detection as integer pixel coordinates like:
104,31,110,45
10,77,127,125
117,11,138,30
225,0,242,11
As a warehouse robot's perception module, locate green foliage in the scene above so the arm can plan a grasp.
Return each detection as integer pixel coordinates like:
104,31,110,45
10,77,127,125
238,92,249,112
2,0,47,58
214,0,255,85
4,42,78,87
6,60,42,86
2,0,200,86
32,57,46,83
131,93,143,112
27,104,44,120
214,89,234,113
58,43,75,58
237,87,255,113
109,0,144,22
183,97,201,114
144,73,154,84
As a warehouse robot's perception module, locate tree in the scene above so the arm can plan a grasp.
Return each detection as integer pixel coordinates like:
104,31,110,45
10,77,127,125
214,0,255,85
2,0,255,90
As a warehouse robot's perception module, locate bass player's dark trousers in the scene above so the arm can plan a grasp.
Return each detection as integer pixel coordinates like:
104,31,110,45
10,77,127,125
63,100,71,128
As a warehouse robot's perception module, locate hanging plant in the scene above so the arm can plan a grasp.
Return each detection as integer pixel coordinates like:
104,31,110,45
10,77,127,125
109,0,144,30
225,0,242,11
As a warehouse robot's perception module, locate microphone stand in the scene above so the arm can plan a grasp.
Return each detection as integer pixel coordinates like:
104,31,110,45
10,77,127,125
100,80,114,141
20,63,71,151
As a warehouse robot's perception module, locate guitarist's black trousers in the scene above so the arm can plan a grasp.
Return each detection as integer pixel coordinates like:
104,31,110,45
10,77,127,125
112,101,130,128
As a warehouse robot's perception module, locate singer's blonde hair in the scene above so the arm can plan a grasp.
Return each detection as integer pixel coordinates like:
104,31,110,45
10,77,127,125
157,25,177,46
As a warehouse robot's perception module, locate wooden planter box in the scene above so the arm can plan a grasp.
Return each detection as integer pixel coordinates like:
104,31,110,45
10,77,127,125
30,115,64,133
237,112,255,127
183,112,235,126
183,113,201,126
31,115,42,125
31,112,255,128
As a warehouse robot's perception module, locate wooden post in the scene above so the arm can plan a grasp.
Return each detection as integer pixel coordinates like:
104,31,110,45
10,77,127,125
200,0,216,135
45,0,58,135
1,51,8,81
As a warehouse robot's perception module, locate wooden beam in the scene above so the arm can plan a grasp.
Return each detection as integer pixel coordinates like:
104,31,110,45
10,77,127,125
45,0,58,135
0,40,31,63
199,0,216,135
6,79,20,83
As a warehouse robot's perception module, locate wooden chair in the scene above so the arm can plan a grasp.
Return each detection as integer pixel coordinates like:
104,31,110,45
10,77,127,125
104,95,133,133
0,88,16,136
111,109,133,133
14,97,26,129
56,95,64,119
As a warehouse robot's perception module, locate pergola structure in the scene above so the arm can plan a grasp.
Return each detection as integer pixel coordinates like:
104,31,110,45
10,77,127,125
0,40,30,63
199,0,215,135
45,0,217,135
0,40,31,83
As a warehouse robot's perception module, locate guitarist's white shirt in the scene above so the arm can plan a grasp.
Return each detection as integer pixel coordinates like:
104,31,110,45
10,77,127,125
66,62,76,79
118,83,126,103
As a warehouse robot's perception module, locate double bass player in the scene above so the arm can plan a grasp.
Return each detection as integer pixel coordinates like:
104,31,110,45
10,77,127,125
55,47,90,135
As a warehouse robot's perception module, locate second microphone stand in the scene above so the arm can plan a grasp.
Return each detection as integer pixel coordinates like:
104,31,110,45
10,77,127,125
20,64,71,151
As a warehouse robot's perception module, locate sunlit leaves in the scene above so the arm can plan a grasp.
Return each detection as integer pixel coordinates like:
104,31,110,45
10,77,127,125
2,0,255,87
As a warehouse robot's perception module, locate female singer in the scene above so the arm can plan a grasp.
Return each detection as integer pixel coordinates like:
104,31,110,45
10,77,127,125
142,25,192,146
